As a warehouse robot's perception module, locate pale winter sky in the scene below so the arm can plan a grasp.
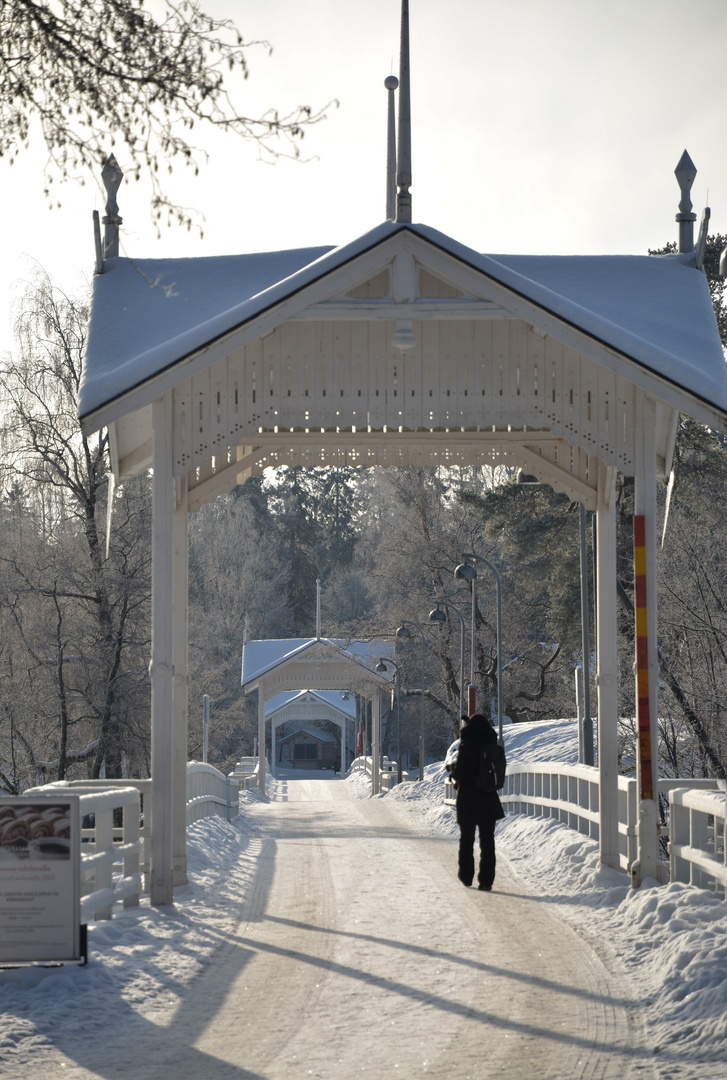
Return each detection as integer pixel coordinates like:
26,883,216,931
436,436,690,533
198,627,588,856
2,0,727,355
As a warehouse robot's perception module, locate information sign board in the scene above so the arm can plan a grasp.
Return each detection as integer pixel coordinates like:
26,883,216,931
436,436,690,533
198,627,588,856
0,795,81,964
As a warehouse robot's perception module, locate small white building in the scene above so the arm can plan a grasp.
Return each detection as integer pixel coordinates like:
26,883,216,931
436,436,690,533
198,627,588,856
266,688,359,772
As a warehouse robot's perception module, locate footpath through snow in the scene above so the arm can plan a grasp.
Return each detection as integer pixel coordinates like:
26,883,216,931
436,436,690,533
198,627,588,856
0,719,725,1078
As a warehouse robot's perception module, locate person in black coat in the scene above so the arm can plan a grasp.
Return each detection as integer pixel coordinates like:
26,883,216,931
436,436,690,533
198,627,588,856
451,713,505,891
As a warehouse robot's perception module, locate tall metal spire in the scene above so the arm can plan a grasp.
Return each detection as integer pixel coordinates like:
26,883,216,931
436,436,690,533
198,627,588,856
385,75,399,221
395,0,412,223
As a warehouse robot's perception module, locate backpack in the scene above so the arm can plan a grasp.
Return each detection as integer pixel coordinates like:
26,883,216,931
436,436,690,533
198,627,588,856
476,742,506,792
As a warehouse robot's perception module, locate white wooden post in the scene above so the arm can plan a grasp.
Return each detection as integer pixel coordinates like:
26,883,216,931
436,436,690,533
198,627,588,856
172,475,188,886
596,461,620,869
150,392,175,905
271,717,276,778
372,692,381,795
341,713,347,774
633,390,660,884
95,805,114,919
123,792,140,909
257,688,266,794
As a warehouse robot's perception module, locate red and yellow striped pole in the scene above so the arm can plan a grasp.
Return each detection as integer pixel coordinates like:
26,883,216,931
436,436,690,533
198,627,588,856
633,515,653,802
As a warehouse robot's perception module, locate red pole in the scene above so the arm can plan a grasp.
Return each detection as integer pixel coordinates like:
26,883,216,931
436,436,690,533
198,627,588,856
634,515,653,802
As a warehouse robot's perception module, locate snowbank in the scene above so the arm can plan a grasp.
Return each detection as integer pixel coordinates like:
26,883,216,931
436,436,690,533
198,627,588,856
374,717,727,1072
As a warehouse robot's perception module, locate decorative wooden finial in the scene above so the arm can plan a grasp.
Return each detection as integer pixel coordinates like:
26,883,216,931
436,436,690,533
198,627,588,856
385,75,399,221
396,0,412,223
102,154,124,259
675,150,697,254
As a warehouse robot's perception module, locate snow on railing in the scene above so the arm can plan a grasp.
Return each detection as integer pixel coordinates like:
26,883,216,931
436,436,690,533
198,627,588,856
350,756,373,777
669,785,726,897
24,780,144,921
186,761,239,824
445,764,723,891
17,762,240,923
229,757,258,782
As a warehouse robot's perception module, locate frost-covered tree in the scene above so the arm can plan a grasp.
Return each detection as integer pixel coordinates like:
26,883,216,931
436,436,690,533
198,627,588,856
0,270,152,789
1,0,330,229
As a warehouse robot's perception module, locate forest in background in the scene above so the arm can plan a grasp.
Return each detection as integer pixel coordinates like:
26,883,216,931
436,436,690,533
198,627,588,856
2,241,727,791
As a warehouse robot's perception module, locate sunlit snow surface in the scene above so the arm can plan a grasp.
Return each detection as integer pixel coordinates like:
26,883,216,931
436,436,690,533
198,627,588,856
1,717,726,1074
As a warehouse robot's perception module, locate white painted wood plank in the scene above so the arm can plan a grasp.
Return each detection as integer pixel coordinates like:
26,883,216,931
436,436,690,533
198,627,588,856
172,379,193,473
491,319,509,428
367,321,387,429
208,355,228,451
526,325,546,429
191,370,210,465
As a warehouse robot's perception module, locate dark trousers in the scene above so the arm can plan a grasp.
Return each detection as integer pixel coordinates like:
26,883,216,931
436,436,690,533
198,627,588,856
457,804,497,888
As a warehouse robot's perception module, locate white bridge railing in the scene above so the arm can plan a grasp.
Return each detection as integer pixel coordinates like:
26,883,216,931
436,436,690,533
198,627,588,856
669,785,727,895
445,763,724,893
23,780,145,923
18,760,241,923
186,761,239,823
350,755,408,790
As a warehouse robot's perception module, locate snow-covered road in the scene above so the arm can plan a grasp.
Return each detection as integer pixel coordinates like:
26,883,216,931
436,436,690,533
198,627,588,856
5,735,727,1080
4,772,654,1080
187,775,646,1080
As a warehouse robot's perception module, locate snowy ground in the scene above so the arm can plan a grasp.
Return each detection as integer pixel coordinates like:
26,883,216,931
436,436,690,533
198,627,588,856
0,718,726,1077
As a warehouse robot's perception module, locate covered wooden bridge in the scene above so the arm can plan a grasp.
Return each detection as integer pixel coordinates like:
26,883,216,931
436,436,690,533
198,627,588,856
79,3,727,904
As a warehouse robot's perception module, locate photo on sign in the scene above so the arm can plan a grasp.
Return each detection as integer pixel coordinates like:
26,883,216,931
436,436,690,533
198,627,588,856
0,804,71,861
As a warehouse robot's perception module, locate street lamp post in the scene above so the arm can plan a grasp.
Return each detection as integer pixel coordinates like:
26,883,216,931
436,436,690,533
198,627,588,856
453,562,477,715
397,622,425,781
428,600,466,724
375,657,403,785
456,553,504,746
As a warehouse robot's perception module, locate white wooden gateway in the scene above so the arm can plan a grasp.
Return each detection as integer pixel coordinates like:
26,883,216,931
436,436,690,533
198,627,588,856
80,2,727,904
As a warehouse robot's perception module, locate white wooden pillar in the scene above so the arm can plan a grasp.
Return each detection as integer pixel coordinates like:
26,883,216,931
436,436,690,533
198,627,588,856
271,718,276,778
596,461,620,869
341,714,347,774
633,390,660,884
150,392,175,905
371,691,381,795
257,688,266,794
172,476,188,886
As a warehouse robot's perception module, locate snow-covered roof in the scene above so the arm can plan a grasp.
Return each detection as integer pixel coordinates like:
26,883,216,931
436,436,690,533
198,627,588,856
241,637,394,691
81,245,333,419
80,221,727,425
265,689,358,720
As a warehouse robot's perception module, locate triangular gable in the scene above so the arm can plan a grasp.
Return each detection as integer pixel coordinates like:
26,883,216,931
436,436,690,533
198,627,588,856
81,220,727,433
265,689,357,720
241,636,393,692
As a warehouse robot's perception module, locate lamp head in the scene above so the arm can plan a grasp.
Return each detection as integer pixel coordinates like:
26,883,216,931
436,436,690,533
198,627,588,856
396,625,411,639
374,660,388,673
454,562,476,582
429,606,447,624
